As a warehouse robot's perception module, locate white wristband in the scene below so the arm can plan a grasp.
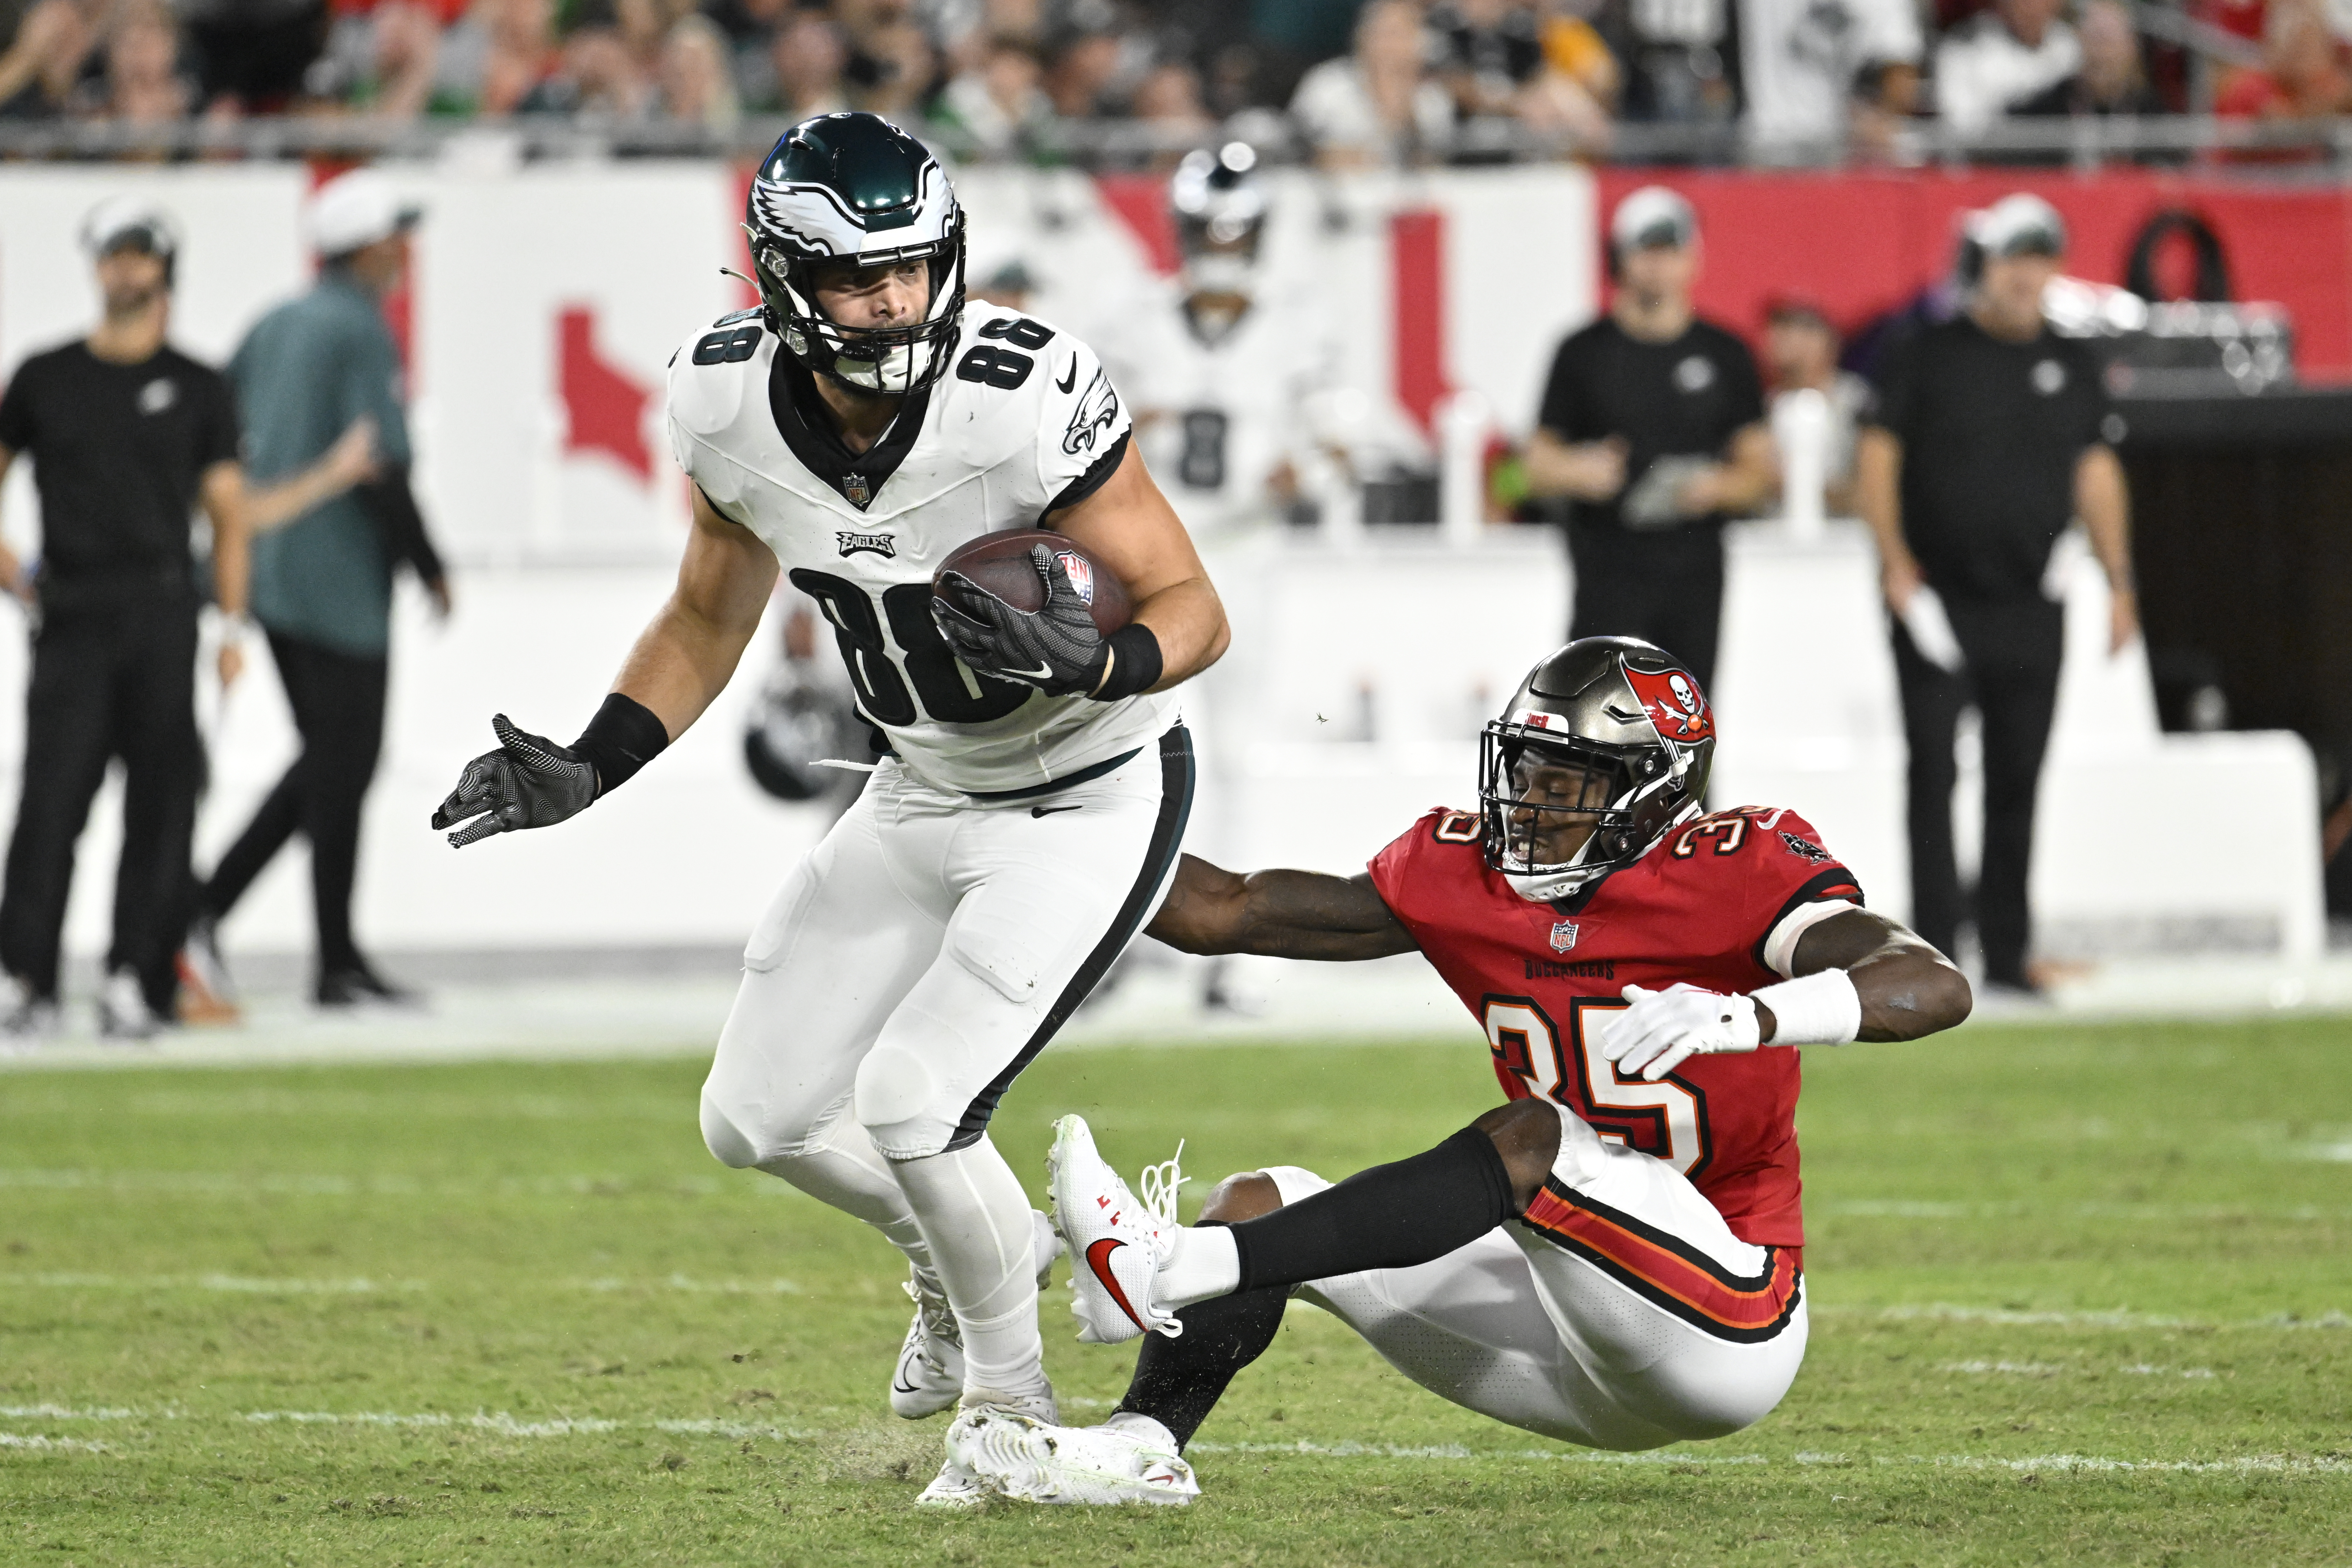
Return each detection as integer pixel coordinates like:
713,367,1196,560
1753,968,1862,1046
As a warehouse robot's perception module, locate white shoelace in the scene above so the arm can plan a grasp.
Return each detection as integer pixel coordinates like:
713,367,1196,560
905,1275,959,1346
1136,1140,1188,1235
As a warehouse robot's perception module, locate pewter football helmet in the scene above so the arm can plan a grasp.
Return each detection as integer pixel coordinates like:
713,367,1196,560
745,112,966,396
1477,638,1715,902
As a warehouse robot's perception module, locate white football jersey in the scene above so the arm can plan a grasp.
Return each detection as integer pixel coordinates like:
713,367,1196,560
667,299,1170,796
1099,280,1339,538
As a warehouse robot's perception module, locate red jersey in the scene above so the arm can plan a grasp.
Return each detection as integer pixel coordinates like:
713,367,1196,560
1368,804,1865,1247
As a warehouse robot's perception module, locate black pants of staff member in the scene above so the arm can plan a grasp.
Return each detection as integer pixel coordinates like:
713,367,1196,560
202,630,386,977
1566,523,1725,696
0,599,202,1012
1891,595,2065,989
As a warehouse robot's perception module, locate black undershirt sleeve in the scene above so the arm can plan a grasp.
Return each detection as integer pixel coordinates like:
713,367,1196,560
355,463,446,584
0,360,38,453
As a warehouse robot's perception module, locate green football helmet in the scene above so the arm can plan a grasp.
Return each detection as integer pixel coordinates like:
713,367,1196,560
745,112,966,396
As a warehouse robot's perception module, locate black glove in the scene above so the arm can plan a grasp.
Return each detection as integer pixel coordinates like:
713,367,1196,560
431,714,599,849
931,542,1107,697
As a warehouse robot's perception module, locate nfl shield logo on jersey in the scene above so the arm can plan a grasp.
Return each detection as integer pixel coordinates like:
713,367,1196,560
1549,920,1580,953
842,473,872,507
1055,550,1097,605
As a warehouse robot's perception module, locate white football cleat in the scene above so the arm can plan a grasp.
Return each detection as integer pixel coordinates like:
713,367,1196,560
919,1384,1061,1507
891,1211,1066,1419
951,1408,1199,1507
914,1450,986,1509
1046,1114,1186,1345
890,1272,964,1420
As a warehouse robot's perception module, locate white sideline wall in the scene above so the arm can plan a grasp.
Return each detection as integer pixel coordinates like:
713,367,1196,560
0,161,2324,965
0,524,2320,963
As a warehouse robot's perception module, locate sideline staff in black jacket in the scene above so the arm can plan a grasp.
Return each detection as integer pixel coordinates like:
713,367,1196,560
1521,186,1776,695
0,200,376,1040
1857,194,2138,996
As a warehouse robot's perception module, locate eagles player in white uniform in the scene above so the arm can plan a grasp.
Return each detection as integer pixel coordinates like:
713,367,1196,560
430,113,1229,1505
1105,142,1337,542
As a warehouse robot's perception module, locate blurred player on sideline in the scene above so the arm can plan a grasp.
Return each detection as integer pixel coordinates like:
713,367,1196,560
941,639,1970,1505
427,113,1227,1505
0,199,376,1041
1096,142,1346,1012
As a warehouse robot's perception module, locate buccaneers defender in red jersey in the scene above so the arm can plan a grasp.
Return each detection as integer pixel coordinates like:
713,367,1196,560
938,637,1971,1506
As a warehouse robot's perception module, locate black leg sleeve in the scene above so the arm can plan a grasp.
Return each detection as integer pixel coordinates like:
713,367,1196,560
1227,1126,1516,1296
1115,1241,1288,1451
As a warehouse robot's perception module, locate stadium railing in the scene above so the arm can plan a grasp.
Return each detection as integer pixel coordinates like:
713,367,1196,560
1,113,2351,172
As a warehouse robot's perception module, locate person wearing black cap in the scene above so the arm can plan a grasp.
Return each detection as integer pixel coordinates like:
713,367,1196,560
0,200,377,1040
1857,193,2138,996
1522,186,1776,696
191,167,451,1011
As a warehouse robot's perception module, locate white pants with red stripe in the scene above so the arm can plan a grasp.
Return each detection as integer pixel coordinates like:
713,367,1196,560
1264,1106,1806,1450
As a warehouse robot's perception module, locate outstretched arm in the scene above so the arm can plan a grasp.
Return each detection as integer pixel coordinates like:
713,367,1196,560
1145,853,1417,961
431,486,776,848
609,485,779,740
1773,908,1971,1043
1604,905,1971,1080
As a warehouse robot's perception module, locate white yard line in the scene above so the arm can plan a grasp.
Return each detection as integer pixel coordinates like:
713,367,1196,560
7,1403,2343,1479
1822,1303,2350,1331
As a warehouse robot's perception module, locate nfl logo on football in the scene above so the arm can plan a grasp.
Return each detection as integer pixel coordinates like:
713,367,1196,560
1549,920,1579,953
1056,550,1097,605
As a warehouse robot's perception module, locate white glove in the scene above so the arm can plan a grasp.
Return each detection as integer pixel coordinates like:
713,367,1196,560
1602,983,1760,1082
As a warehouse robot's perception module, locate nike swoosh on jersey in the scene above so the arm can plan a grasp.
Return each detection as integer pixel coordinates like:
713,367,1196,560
1084,1237,1147,1329
1057,360,1077,394
1031,804,1081,818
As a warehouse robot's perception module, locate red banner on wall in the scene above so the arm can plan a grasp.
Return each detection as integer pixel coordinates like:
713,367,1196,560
1594,168,2352,378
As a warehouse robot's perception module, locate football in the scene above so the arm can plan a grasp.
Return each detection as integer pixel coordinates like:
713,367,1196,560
933,528,1132,637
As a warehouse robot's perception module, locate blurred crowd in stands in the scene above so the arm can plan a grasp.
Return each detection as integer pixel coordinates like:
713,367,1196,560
1,0,2348,158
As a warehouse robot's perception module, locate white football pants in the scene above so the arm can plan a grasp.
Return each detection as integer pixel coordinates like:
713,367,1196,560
701,726,1193,1395
1265,1106,1805,1450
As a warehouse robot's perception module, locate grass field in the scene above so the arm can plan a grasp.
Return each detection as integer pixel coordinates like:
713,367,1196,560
3,1015,2350,1566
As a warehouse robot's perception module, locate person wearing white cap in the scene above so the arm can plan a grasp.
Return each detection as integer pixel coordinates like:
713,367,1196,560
1855,193,2138,997
190,167,449,1012
1519,186,1777,697
0,199,378,1041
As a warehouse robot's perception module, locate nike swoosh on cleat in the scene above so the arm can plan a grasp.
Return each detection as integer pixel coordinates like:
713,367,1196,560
1057,360,1077,394
1085,1237,1148,1329
1009,663,1055,681
1031,804,1081,818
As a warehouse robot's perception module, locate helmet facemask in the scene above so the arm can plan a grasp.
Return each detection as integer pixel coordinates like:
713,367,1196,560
1478,725,1707,904
1172,143,1265,308
743,114,968,398
751,215,967,397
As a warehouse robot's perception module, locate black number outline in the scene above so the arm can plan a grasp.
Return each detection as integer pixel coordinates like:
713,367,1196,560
955,344,1035,390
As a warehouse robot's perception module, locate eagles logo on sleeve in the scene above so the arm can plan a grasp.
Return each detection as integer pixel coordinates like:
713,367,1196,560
1063,368,1122,457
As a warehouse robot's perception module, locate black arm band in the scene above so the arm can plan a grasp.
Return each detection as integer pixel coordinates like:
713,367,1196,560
1089,622,1163,702
571,692,670,796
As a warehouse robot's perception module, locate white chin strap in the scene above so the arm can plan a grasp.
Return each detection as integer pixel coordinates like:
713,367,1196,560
830,338,925,394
